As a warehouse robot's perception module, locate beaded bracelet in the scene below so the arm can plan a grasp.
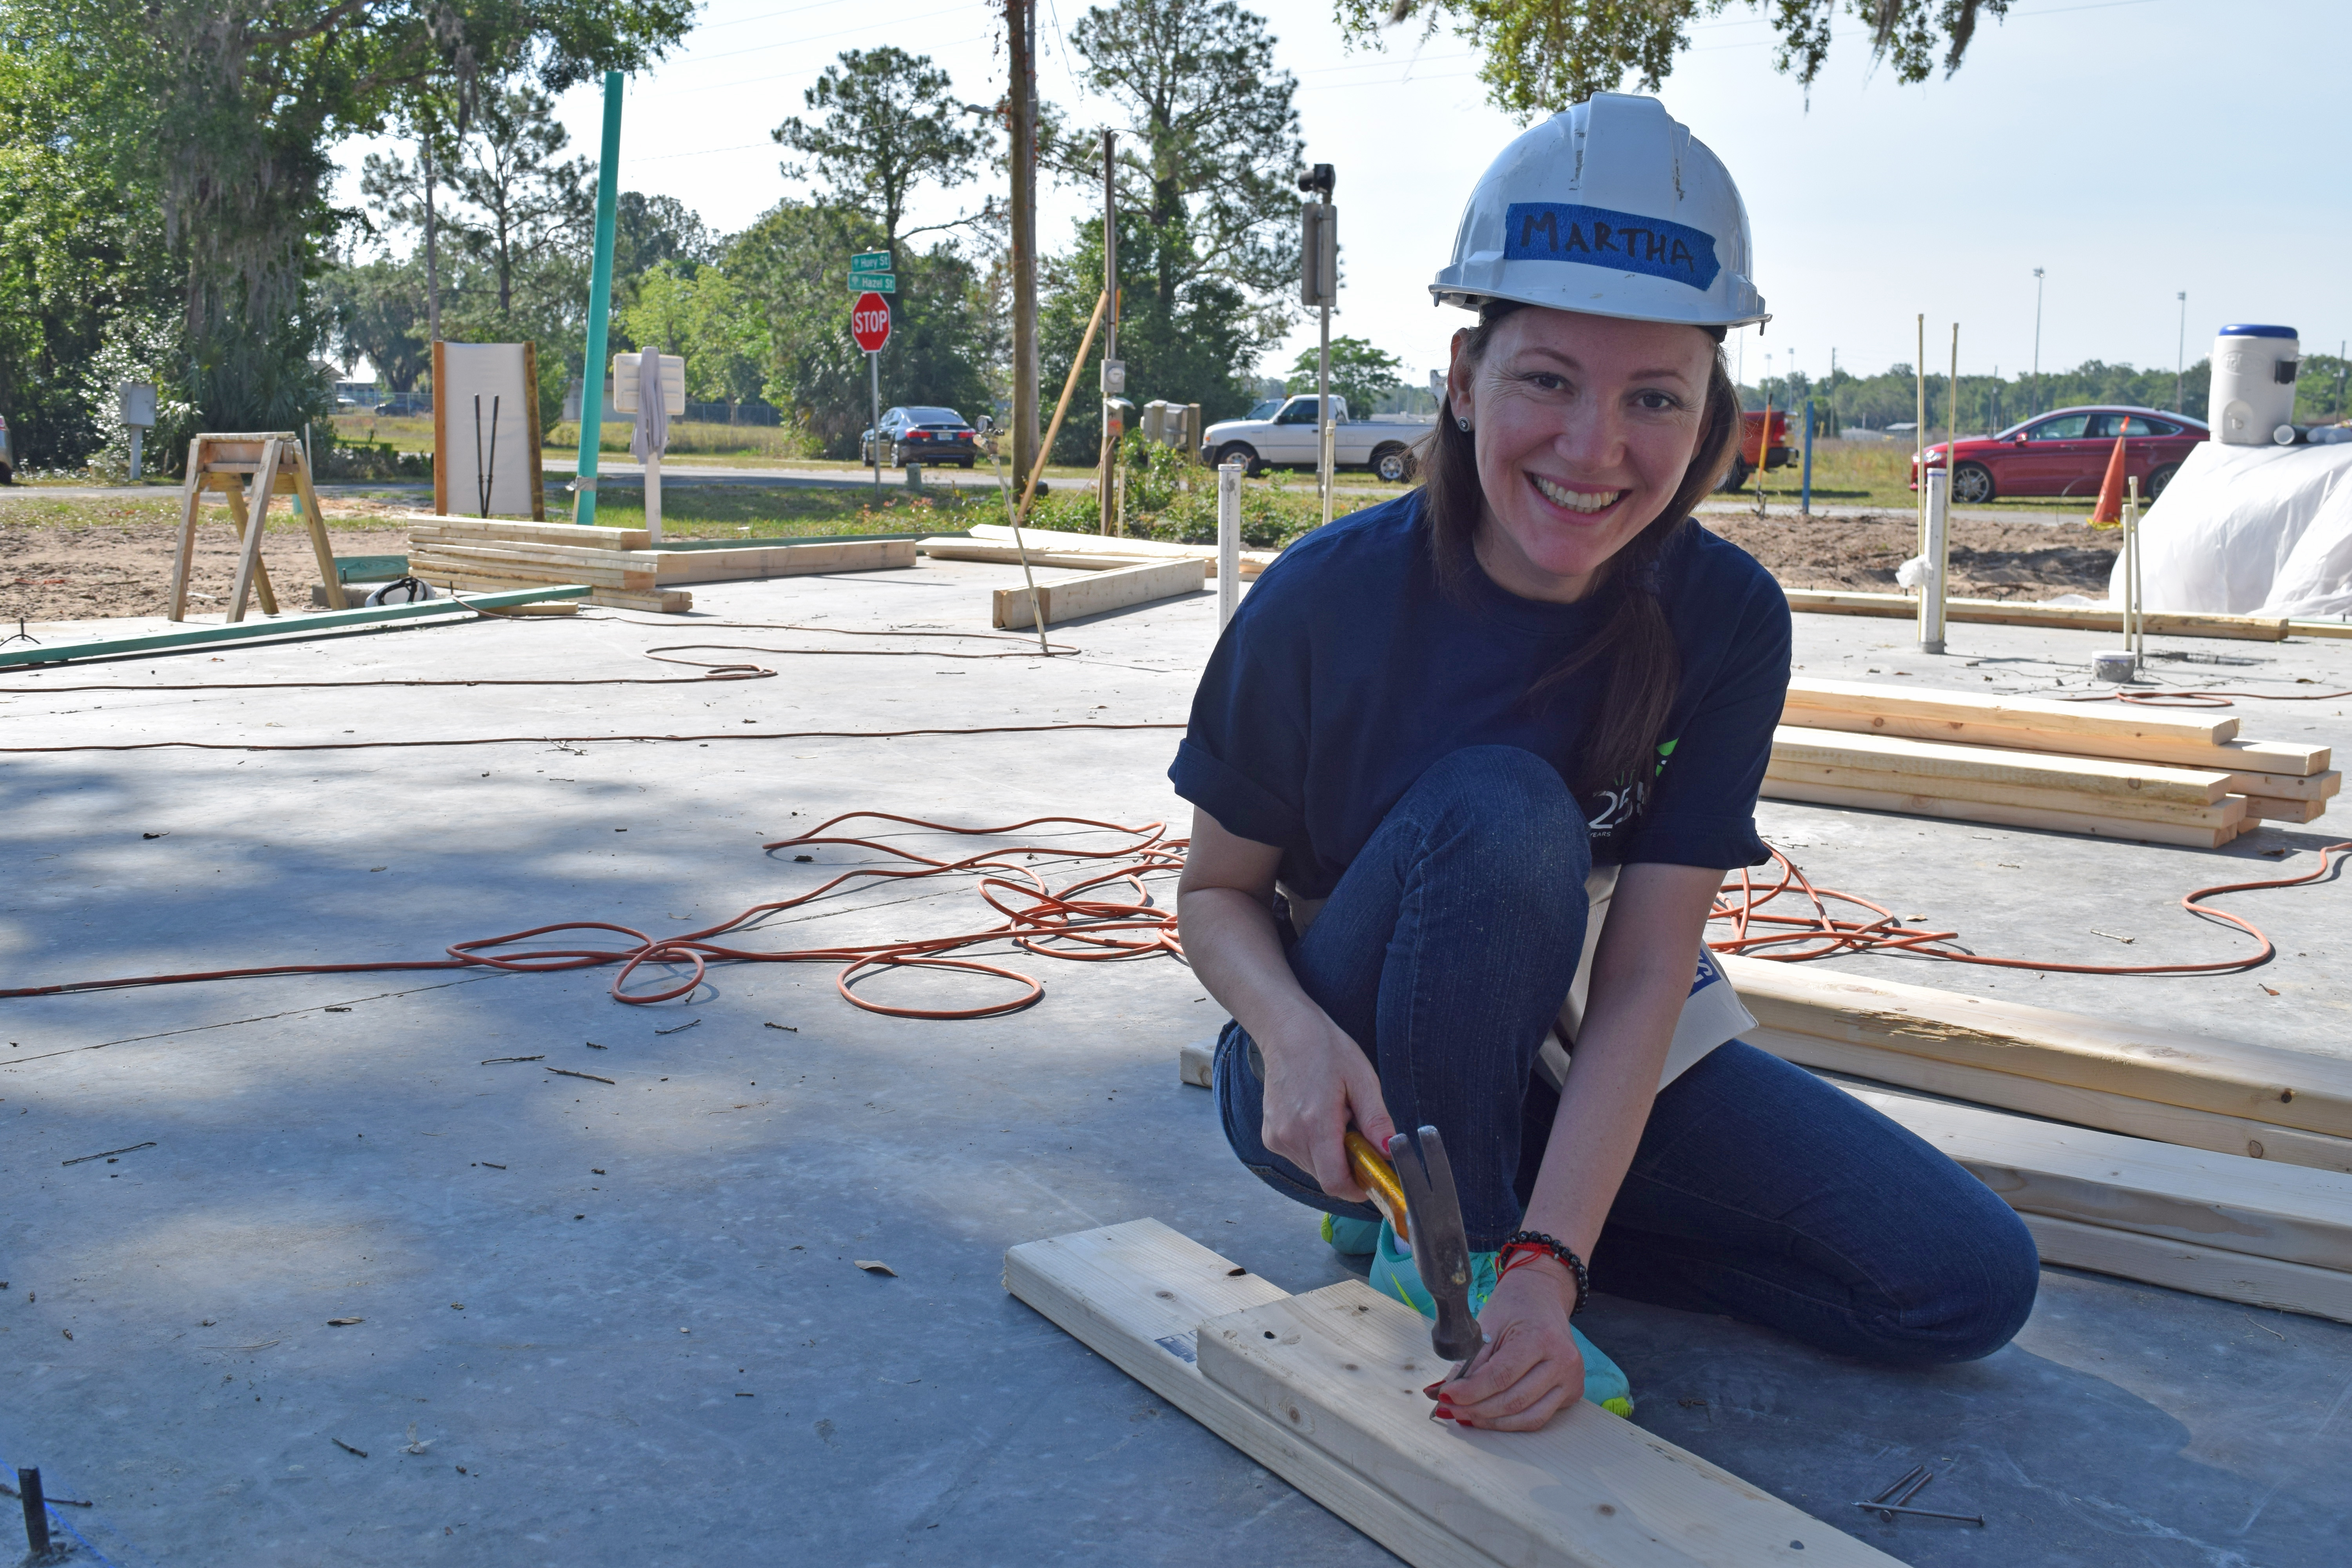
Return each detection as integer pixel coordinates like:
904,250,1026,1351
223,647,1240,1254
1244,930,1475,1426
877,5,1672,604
1497,1230,1590,1317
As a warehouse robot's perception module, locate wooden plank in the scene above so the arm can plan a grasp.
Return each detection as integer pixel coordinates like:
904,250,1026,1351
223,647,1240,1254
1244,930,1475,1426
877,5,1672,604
1773,726,2232,804
1778,699,2327,779
1784,675,2237,745
2241,794,2329,824
586,586,693,613
1195,1282,1900,1566
1005,1222,1506,1568
651,538,918,584
2221,768,2338,802
167,437,205,621
410,556,651,590
967,523,1278,577
1721,956,2352,1139
1764,760,2245,828
225,436,281,623
290,441,347,612
523,340,546,522
994,558,1206,629
411,549,652,584
2289,620,2352,640
2022,1214,2352,1323
927,542,1163,572
1781,589,2292,641
1843,1084,2352,1271
1748,1027,2352,1174
1009,1221,1895,1568
432,340,449,517
400,514,652,550
407,536,652,568
1762,775,2237,847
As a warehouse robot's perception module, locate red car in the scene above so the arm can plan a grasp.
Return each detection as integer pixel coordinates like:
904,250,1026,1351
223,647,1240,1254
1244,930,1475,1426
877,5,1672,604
1913,405,2207,505
1718,408,1795,491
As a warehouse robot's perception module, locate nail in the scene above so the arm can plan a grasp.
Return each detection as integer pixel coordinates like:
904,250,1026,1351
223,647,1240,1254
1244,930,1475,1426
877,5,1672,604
1423,1380,1445,1399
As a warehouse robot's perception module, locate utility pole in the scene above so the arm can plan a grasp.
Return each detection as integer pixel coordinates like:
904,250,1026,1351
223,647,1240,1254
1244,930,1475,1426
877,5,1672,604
422,128,441,345
1099,128,1121,536
1005,0,1039,479
2031,267,2046,417
1299,163,1337,528
2174,291,2187,414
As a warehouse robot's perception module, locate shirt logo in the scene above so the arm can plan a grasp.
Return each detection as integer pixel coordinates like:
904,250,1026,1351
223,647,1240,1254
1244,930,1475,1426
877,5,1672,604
1502,203,1721,293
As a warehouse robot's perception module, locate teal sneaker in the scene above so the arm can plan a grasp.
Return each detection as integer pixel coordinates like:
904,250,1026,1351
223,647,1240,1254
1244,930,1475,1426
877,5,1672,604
1321,1211,1383,1256
1364,1220,1632,1416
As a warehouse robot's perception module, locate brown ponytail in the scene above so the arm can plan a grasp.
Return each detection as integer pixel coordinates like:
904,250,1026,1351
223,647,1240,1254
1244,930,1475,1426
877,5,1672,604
1418,305,1743,795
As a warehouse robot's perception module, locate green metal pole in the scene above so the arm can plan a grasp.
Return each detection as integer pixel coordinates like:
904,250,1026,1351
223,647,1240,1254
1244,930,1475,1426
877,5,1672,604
574,72,624,526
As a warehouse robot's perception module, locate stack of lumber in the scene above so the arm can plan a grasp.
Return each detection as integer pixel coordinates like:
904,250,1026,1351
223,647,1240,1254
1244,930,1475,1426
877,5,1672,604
404,515,691,613
1009,1220,1902,1567
1724,957,2352,1323
929,523,1279,578
1766,676,2337,847
1782,588,2293,641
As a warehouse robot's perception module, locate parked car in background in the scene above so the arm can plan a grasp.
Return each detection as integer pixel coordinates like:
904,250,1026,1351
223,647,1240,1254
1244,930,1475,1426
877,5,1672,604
1198,395,1432,483
1719,409,1794,491
1913,406,2207,504
860,406,979,468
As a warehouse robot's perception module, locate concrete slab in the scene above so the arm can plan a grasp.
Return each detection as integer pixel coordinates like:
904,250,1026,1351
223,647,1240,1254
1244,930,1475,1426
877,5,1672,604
4,555,2349,1566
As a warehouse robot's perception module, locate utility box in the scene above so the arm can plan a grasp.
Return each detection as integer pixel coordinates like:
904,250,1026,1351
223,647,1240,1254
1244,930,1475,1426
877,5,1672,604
1301,202,1338,308
118,382,157,428
1140,400,1199,453
1101,358,1126,396
612,352,686,416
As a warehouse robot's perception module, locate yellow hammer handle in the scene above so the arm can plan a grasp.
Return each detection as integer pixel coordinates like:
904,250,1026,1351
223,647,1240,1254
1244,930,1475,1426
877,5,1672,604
1345,1129,1410,1246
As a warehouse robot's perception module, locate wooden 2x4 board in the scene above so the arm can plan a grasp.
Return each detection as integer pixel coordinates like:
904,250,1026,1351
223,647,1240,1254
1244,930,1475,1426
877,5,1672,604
993,558,1206,628
1006,1220,1898,1568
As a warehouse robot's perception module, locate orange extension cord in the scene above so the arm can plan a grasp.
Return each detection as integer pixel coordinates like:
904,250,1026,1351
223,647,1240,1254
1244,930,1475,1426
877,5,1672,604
3,815,2345,1013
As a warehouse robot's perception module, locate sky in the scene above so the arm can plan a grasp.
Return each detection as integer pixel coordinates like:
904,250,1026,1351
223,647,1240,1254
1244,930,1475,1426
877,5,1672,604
334,0,2352,396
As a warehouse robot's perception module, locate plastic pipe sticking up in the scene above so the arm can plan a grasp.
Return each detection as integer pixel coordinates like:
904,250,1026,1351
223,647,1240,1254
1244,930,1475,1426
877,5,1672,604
1217,459,1243,632
1919,466,1950,655
574,73,624,527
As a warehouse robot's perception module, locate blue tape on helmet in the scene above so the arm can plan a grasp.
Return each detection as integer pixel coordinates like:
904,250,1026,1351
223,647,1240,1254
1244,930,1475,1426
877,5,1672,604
1502,202,1721,293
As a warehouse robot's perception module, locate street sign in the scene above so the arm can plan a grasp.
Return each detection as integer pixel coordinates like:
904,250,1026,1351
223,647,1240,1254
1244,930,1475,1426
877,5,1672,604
850,250,891,278
848,272,897,294
850,292,893,354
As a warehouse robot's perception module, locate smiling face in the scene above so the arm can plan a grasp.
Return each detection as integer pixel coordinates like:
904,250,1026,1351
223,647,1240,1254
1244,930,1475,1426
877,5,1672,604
1446,307,1719,604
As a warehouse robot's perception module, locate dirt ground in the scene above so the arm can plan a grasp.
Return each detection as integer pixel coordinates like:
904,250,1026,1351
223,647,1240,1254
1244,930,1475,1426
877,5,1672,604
1708,512,2119,599
0,506,2119,627
2,522,416,624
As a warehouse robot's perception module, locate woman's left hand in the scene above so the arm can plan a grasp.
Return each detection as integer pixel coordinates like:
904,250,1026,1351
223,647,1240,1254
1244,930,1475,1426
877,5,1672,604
1431,1257,1585,1432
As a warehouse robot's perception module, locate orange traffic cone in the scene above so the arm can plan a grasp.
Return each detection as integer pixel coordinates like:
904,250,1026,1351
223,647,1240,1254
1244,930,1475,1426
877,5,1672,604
2089,436,2129,526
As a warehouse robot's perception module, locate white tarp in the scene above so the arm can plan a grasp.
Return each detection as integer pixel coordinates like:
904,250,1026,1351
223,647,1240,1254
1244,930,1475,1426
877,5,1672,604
2110,440,2352,619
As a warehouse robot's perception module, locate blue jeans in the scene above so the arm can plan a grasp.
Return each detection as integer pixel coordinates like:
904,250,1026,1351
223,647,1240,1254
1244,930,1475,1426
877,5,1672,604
1216,746,2039,1365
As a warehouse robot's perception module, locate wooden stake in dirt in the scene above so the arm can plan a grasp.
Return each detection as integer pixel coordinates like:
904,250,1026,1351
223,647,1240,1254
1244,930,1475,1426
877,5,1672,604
169,433,345,623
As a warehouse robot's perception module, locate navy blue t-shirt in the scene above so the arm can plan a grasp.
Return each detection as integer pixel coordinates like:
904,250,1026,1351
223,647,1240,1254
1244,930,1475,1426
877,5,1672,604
1169,491,1791,898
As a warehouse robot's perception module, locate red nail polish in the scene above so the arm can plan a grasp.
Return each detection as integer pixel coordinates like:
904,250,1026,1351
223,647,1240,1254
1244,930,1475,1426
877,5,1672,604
1423,1381,1445,1398
1455,1418,1477,1429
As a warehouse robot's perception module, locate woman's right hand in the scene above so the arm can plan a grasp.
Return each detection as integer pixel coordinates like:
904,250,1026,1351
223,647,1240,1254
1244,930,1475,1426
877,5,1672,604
1256,1008,1396,1204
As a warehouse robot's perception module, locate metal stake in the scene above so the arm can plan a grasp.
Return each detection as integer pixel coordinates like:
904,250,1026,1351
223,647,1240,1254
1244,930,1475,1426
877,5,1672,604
1919,466,1950,654
17,1466,50,1557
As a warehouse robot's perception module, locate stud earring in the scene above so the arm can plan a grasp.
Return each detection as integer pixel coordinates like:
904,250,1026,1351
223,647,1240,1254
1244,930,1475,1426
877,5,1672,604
1456,416,1471,432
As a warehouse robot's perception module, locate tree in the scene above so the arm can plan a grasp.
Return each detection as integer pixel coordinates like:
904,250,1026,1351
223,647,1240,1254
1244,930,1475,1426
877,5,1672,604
1339,0,2012,120
728,200,995,456
772,48,994,270
448,86,593,323
359,108,461,344
318,253,432,391
1285,337,1403,416
0,45,179,468
1058,0,1302,325
620,263,768,416
7,0,695,432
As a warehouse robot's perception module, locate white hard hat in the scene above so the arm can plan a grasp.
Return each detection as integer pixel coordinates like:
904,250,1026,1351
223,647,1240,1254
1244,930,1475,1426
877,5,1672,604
1431,94,1767,330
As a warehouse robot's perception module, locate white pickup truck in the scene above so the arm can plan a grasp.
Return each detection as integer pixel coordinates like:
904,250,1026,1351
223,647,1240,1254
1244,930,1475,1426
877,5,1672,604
1198,395,1432,484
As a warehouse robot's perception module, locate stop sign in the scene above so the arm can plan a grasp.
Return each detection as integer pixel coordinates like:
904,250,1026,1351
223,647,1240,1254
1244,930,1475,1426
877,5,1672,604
850,292,892,353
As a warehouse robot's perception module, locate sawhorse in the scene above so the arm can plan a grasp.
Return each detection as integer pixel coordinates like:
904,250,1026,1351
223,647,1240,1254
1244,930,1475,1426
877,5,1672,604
168,433,347,622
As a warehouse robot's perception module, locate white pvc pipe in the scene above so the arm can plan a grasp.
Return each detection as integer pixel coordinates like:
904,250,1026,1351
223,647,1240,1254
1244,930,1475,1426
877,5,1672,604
1919,467,1949,654
1217,459,1243,632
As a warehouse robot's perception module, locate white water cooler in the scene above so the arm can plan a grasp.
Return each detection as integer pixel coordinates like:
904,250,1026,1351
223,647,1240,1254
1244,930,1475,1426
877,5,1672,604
2209,323,2301,445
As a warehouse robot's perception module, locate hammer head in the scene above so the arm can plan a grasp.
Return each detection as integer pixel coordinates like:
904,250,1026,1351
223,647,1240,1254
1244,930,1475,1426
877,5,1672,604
1387,1125,1486,1367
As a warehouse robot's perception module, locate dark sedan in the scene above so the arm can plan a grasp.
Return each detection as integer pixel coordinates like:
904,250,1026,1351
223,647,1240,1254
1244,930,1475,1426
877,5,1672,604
860,405,979,468
1913,405,2207,504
